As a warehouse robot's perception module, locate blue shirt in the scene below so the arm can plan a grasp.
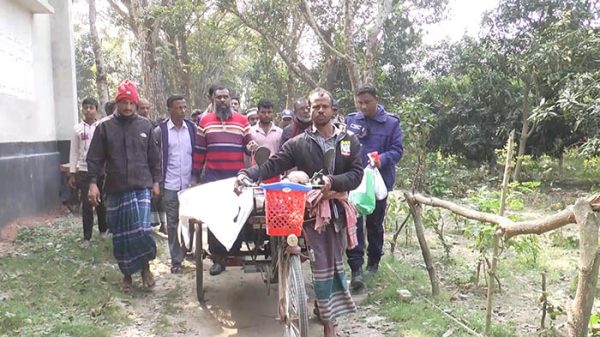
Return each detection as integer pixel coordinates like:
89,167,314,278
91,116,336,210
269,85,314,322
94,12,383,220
345,104,403,190
164,119,193,191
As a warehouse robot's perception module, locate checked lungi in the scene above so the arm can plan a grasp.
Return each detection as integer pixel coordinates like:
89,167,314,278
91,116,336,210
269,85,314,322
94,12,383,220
304,223,356,322
107,189,157,276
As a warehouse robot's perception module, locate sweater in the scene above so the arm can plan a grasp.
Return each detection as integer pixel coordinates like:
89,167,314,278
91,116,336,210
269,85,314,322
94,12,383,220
192,112,251,182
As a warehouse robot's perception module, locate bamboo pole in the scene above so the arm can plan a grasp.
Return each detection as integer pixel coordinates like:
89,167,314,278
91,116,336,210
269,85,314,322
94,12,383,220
485,131,515,335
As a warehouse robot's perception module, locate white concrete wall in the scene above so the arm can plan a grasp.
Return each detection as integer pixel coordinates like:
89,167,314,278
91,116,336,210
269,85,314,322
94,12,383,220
49,0,77,141
0,0,77,144
0,0,54,142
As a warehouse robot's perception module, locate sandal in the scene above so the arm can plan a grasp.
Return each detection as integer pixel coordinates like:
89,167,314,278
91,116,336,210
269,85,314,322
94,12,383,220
122,275,133,293
141,264,156,289
313,300,325,324
170,264,183,274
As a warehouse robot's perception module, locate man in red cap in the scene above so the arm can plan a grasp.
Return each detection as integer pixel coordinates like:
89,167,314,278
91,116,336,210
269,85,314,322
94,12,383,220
87,80,162,292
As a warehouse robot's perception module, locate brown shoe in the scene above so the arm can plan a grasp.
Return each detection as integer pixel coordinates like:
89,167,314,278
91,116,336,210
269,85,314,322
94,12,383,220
141,264,155,289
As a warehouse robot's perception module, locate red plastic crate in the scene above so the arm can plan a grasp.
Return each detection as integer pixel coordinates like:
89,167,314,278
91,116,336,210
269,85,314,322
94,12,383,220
264,188,308,236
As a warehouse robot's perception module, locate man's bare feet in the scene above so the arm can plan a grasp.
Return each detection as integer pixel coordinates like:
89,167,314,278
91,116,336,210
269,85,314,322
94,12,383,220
122,275,133,293
324,321,336,337
141,263,155,289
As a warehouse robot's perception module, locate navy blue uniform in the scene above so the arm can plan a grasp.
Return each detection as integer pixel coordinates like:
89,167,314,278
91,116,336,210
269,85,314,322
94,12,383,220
345,104,403,271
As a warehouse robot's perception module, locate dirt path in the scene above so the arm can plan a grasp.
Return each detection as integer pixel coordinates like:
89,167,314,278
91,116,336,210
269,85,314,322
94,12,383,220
115,236,388,337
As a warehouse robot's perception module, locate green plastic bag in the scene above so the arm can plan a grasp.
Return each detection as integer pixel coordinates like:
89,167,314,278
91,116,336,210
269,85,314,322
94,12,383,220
349,166,376,215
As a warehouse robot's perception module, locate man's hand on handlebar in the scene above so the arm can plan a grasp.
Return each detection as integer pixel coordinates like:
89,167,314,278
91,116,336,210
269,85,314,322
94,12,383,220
234,173,254,195
322,175,332,193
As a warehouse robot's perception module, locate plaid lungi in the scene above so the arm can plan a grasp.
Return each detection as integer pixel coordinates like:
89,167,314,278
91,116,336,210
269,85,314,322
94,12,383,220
304,223,356,322
107,189,157,275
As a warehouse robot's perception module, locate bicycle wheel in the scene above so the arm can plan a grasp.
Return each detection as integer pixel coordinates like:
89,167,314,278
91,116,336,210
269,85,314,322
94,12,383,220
282,254,309,337
194,221,204,302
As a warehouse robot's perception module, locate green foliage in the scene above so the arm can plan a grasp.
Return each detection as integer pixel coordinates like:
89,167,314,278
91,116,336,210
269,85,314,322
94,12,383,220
589,312,600,336
506,236,541,266
384,196,407,232
466,185,529,215
406,0,600,167
463,220,497,253
549,231,579,249
422,208,452,260
462,183,542,265
505,148,600,186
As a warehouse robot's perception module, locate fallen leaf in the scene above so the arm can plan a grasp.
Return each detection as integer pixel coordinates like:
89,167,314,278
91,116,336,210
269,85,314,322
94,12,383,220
443,328,455,337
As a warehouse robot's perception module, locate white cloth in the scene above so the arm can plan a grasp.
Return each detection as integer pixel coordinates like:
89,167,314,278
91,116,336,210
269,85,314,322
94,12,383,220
177,177,254,251
68,120,99,173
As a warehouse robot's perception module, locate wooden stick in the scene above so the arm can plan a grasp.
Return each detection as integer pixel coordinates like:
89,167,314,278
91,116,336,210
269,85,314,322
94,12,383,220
486,132,515,335
405,192,440,296
499,131,515,216
485,234,500,335
541,271,547,329
390,212,411,254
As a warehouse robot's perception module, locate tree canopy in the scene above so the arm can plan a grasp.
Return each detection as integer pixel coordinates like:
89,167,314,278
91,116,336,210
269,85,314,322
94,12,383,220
74,0,600,173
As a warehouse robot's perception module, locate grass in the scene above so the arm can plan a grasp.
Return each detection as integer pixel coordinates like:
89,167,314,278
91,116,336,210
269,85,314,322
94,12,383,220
0,216,127,337
365,257,520,337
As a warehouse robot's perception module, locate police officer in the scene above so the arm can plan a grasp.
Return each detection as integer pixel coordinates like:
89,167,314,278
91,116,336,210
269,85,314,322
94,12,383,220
345,84,404,292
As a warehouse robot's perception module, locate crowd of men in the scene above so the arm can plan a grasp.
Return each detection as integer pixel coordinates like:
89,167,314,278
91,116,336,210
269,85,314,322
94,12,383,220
68,79,403,337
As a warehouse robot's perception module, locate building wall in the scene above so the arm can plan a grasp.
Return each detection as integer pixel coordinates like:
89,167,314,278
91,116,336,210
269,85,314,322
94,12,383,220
0,0,77,229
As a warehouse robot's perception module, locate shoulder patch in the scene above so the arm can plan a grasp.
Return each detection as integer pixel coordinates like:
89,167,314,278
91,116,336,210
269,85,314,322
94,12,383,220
340,140,351,157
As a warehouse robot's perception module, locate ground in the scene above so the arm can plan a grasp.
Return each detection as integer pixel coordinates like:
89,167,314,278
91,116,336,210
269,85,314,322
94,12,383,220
0,186,597,337
0,210,387,337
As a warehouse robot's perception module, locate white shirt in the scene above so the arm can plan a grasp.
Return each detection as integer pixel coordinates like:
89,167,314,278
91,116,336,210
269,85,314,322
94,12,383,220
251,122,283,157
69,120,99,173
164,119,193,191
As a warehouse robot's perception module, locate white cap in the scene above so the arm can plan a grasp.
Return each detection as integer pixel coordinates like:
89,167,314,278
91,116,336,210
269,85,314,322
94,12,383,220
246,108,258,117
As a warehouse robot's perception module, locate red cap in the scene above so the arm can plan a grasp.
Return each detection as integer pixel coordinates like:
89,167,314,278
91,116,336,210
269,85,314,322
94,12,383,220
115,80,139,105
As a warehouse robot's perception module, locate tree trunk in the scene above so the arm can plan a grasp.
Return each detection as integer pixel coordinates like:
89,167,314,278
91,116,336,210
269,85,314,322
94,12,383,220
404,192,440,297
107,0,167,120
513,85,531,182
141,23,168,120
499,131,515,215
88,0,109,111
363,0,393,85
177,32,192,104
342,0,361,107
286,72,294,109
566,200,600,337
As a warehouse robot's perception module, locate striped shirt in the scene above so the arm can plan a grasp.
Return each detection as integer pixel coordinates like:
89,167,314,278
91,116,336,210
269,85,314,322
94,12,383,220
193,112,251,182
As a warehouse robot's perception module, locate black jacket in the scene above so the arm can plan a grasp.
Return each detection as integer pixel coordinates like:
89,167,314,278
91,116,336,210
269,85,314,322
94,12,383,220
279,118,312,149
87,113,162,194
242,128,363,193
